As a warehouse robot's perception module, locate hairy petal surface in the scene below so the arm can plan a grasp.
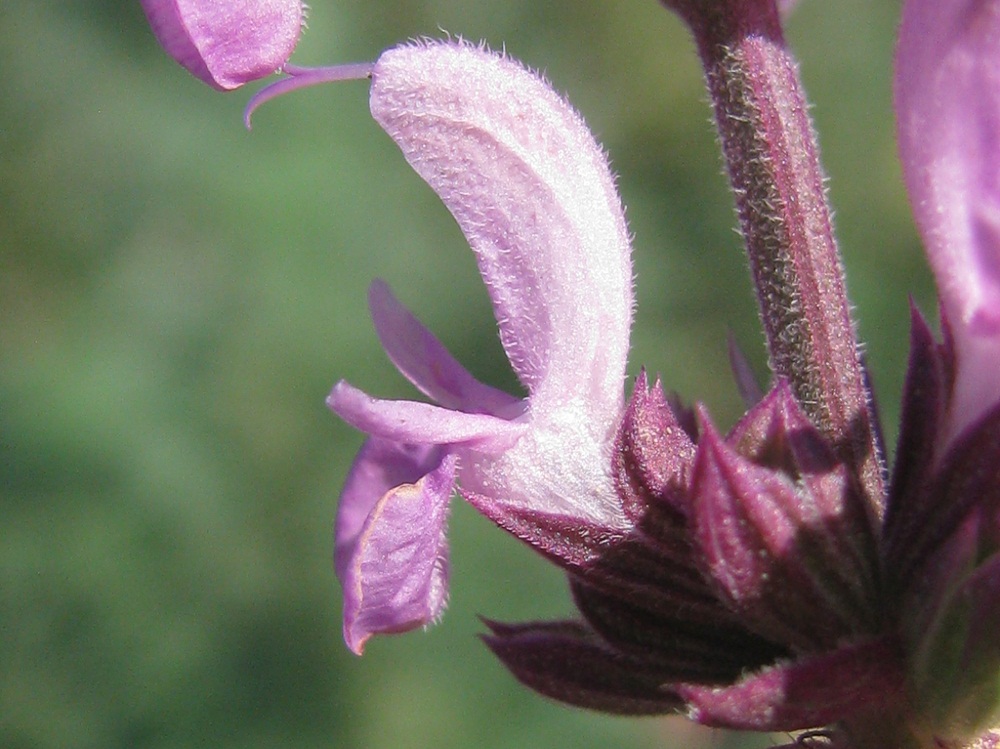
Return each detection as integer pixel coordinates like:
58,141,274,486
371,43,632,408
140,0,302,90
896,0,1000,442
370,41,632,409
364,40,634,525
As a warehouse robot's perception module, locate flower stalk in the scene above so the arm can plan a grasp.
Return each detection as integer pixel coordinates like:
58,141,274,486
661,0,885,524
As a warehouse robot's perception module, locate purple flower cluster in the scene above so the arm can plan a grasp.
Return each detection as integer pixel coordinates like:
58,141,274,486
142,0,1000,746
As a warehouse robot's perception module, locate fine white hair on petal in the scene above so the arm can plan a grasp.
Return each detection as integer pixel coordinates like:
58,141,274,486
369,39,632,410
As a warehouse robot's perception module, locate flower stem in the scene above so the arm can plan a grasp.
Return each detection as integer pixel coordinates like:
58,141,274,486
661,0,885,523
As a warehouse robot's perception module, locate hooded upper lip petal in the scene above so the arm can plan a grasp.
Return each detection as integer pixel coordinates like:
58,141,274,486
330,39,634,521
369,41,633,417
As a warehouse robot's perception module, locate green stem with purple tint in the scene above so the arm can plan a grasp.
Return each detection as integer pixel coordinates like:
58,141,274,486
661,0,885,524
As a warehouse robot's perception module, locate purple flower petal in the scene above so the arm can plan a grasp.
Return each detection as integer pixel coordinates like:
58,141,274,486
336,442,457,654
331,40,634,528
323,40,635,651
896,0,1000,441
328,380,526,452
141,0,302,90
368,279,522,417
334,438,441,580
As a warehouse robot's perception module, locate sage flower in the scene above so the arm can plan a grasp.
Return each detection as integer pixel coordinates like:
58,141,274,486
325,41,634,654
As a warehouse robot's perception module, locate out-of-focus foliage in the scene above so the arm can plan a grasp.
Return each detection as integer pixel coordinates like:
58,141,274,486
0,1,922,748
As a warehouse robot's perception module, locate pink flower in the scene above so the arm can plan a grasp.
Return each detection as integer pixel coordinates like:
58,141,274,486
326,41,634,654
140,0,303,90
896,0,1000,447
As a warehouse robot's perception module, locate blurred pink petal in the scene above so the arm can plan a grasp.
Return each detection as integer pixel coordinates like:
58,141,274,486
896,0,1000,443
141,0,302,90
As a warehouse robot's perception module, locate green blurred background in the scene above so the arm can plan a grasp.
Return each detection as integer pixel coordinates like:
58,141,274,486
1,1,931,747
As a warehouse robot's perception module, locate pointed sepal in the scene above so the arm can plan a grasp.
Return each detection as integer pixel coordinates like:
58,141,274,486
897,397,1000,600
690,384,880,650
481,618,682,715
678,636,904,732
462,490,629,570
613,371,696,521
570,577,787,684
885,305,955,584
465,489,718,624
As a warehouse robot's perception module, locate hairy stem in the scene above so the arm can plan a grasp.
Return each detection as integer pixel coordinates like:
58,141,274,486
661,0,885,524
